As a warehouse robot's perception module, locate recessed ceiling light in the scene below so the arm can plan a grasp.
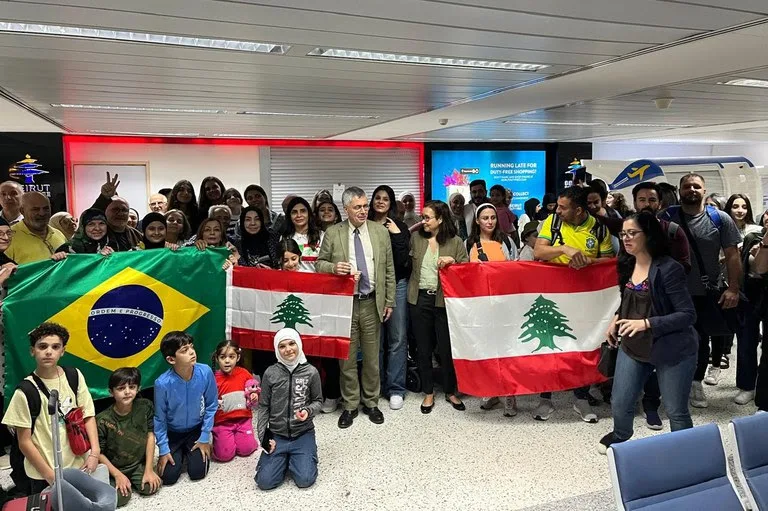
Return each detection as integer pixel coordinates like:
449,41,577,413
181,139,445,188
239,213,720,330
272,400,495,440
52,104,225,114
237,111,379,119
0,21,291,53
723,79,768,88
503,120,602,126
611,123,693,128
308,48,548,72
84,130,200,136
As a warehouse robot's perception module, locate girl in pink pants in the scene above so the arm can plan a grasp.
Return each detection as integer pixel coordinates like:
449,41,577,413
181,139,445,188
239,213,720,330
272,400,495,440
212,340,260,462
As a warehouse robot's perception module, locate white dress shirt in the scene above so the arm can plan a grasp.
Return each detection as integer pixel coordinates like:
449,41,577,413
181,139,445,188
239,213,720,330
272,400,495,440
348,220,376,293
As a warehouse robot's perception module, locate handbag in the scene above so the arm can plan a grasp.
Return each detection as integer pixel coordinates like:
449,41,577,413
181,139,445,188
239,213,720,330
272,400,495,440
597,342,618,378
677,211,744,336
31,373,92,456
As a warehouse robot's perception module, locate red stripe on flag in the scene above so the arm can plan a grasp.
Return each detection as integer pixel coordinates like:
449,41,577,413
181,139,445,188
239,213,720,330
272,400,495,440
230,327,351,360
232,266,355,295
453,350,607,396
440,259,617,298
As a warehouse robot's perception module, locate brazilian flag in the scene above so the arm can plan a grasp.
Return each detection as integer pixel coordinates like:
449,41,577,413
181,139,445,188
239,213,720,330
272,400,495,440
3,248,227,400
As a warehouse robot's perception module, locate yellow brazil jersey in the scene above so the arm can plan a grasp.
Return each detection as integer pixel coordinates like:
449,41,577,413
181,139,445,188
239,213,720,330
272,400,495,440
538,214,614,265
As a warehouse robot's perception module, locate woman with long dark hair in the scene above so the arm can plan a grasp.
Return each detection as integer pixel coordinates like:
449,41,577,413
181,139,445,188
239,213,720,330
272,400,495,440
281,197,323,272
164,209,193,246
244,184,281,228
466,203,516,263
198,176,226,227
725,193,761,239
168,180,199,231
409,200,468,414
369,185,411,410
598,211,697,453
236,206,280,268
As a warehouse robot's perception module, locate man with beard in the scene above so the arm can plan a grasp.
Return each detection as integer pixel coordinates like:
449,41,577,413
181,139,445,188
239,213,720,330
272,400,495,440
6,192,67,264
92,173,142,251
462,179,490,234
661,173,742,409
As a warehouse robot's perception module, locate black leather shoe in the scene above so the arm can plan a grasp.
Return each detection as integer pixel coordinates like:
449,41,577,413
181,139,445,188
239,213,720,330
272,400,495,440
420,401,435,414
338,409,358,429
445,395,466,411
361,406,385,424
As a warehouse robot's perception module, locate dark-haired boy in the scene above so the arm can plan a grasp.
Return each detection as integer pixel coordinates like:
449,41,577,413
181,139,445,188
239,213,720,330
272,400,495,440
2,322,99,495
97,367,161,507
154,331,218,485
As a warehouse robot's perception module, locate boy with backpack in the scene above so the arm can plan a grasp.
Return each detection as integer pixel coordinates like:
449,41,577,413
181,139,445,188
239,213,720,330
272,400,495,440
97,367,161,507
2,322,99,495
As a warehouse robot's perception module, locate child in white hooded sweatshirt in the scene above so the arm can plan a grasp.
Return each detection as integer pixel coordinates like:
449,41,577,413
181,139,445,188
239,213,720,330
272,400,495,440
255,328,322,490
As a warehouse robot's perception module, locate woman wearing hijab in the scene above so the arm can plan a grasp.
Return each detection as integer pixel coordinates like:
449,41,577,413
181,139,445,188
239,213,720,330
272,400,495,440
255,328,322,491
369,185,412,410
235,206,280,268
538,193,557,220
448,192,468,241
400,191,419,228
517,198,541,237
140,212,178,250
168,180,200,232
57,208,117,255
49,212,77,240
281,197,323,272
127,208,140,230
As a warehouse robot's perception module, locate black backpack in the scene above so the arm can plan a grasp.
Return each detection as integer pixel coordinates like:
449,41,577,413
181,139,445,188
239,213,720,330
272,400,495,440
549,214,609,257
9,367,80,494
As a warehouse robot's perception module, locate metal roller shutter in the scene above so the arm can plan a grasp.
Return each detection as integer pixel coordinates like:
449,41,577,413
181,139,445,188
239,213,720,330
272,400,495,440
269,146,422,215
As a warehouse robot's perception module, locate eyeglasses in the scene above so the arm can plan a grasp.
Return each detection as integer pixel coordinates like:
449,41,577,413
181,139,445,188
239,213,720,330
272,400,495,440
619,230,643,239
421,215,434,221
0,231,14,239
347,205,369,212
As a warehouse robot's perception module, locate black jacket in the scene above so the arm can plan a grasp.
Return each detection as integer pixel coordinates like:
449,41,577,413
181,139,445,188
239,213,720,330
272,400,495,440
388,219,412,281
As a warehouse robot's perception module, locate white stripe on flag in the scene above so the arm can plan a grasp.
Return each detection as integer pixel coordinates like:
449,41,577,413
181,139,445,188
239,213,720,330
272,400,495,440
228,287,352,338
225,266,233,339
446,288,619,361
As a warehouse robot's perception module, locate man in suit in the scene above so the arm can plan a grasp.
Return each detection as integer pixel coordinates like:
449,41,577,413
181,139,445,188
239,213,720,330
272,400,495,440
316,186,396,429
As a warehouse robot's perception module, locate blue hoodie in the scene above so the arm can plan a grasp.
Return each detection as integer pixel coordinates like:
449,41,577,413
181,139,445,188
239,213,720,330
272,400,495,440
154,363,218,456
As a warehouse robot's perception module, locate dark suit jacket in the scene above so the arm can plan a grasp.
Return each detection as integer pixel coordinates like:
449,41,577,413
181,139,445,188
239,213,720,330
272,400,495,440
646,255,699,366
316,220,395,322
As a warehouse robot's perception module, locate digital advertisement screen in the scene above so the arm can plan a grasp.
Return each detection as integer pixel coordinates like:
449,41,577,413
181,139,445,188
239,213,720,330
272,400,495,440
430,150,546,214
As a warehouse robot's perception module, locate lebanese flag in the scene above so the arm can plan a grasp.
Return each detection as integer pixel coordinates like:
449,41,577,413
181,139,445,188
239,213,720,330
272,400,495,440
441,260,620,396
226,267,355,359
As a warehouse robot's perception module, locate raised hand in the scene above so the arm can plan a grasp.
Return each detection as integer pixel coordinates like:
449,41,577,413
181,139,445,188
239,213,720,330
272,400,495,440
101,172,120,198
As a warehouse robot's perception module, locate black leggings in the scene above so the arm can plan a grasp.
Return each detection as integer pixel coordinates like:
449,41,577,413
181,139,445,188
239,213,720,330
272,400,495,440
410,292,457,396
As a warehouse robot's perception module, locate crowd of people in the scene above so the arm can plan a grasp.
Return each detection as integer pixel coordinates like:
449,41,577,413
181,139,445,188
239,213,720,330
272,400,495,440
0,171,764,503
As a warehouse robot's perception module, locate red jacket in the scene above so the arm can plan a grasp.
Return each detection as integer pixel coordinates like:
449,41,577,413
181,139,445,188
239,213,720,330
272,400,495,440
214,366,253,424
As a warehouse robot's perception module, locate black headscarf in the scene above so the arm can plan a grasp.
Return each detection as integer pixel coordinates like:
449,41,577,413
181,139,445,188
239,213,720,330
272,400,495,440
538,193,558,220
69,208,116,254
523,198,540,219
141,212,167,250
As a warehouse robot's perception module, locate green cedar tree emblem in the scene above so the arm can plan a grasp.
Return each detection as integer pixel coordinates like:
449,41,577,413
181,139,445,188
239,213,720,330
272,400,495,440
271,294,314,330
518,295,576,352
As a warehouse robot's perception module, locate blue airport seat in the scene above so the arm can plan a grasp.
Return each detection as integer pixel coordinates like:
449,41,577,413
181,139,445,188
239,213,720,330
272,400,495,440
730,413,768,511
607,423,744,510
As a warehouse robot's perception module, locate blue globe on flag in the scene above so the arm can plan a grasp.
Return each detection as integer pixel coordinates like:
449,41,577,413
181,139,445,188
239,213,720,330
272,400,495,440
88,285,164,358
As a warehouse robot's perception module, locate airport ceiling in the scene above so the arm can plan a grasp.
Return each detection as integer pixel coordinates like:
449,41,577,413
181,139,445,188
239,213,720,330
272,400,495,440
2,0,768,143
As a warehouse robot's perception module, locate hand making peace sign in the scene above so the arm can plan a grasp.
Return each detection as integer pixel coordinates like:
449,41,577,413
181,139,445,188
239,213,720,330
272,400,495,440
101,172,121,198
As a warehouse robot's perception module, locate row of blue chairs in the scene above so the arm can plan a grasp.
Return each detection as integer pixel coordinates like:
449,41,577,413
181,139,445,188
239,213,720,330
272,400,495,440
607,413,768,510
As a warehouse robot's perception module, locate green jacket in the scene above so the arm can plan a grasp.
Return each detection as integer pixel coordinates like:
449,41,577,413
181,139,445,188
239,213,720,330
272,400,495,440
408,233,469,307
316,220,396,322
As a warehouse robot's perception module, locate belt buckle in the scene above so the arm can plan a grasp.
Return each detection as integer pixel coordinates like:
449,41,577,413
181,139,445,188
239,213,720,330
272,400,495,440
426,289,437,296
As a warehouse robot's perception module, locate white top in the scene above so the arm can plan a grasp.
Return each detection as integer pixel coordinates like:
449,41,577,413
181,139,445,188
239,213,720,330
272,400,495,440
0,211,23,225
348,221,376,293
292,231,324,273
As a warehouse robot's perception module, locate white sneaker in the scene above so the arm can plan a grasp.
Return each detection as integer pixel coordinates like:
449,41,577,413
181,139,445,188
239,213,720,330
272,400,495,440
321,398,339,414
703,366,721,386
532,398,555,421
389,395,404,410
734,390,756,405
573,399,598,424
503,396,518,417
690,381,708,408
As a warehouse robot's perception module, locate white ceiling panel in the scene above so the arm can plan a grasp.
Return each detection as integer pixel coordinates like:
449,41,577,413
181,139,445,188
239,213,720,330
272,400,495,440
0,1,766,141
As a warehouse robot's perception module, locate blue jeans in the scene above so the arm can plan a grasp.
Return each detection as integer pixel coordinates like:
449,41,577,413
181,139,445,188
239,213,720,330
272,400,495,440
380,278,408,398
611,349,696,441
255,429,318,490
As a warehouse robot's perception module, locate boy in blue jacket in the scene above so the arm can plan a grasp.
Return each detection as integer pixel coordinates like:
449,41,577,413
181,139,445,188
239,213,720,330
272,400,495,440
154,331,218,485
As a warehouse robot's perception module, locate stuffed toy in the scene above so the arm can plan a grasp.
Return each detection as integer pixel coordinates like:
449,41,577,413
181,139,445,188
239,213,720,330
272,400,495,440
245,376,261,410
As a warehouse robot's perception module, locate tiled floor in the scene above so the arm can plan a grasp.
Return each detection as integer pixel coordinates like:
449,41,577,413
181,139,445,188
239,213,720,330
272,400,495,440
3,362,757,510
